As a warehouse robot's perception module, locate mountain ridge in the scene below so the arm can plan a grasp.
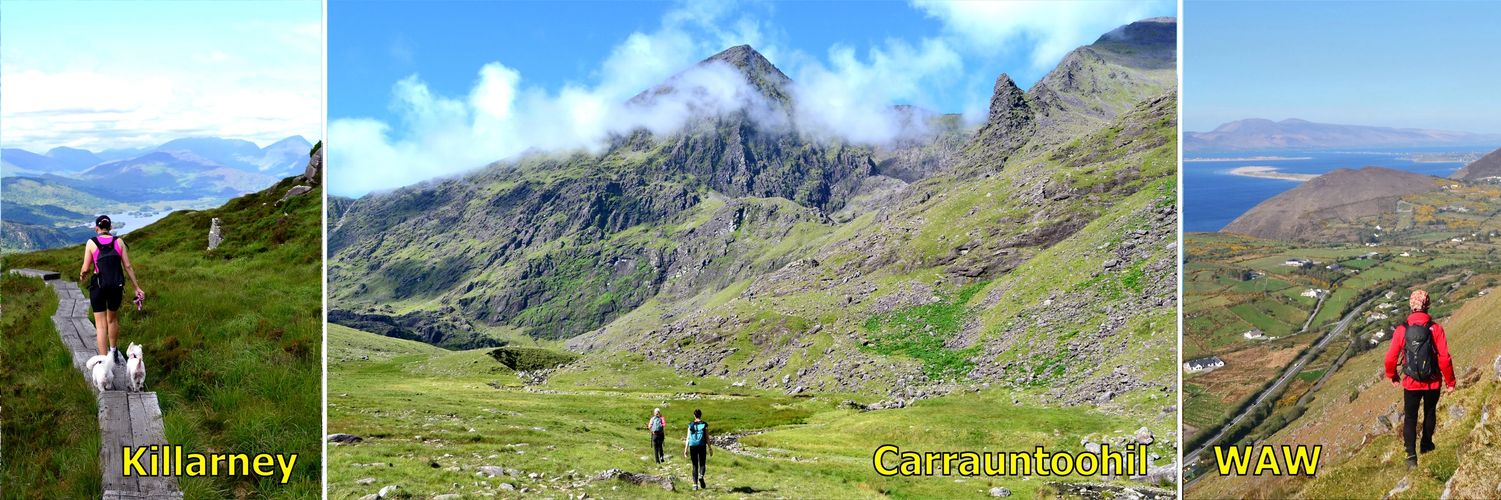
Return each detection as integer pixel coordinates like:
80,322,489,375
1186,118,1501,152
1221,166,1443,241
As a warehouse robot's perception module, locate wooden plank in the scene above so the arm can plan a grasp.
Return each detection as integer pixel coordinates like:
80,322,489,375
130,393,178,495
99,392,138,494
9,268,60,280
72,351,93,374
74,318,100,353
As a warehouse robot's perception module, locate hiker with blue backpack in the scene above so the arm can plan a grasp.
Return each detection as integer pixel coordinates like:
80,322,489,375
78,215,145,362
1383,290,1456,469
683,408,711,491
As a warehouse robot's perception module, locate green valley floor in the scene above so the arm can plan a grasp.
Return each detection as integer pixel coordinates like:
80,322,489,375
326,325,1176,498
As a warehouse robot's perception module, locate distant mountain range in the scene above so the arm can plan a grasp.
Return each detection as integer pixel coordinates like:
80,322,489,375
1185,118,1501,152
1,135,312,252
3,136,311,178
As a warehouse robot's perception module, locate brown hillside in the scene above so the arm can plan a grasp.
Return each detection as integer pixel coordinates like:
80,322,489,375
1222,167,1442,242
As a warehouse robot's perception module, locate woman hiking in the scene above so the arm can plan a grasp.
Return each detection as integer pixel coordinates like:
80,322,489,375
79,215,144,362
646,407,667,463
1384,289,1456,469
683,408,711,491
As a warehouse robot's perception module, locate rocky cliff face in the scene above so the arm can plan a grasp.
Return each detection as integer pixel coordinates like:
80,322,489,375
331,19,1180,404
1221,167,1442,241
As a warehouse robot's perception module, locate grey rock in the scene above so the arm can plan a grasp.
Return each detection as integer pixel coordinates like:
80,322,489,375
278,185,313,204
207,218,224,251
1135,427,1154,445
989,486,1012,497
327,433,362,443
355,477,376,485
302,145,323,185
377,485,400,498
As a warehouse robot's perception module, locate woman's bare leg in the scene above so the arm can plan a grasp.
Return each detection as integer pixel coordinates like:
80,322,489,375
106,310,120,351
94,311,109,355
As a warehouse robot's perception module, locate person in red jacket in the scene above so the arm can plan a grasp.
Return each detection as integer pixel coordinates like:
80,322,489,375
1383,290,1456,469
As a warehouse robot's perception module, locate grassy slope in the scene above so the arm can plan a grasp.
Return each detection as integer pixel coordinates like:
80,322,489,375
0,274,102,496
1187,262,1501,498
2,175,323,498
328,326,1170,499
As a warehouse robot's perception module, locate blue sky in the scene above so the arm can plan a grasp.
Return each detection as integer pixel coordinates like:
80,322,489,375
329,0,1175,196
1185,1,1501,133
0,1,322,151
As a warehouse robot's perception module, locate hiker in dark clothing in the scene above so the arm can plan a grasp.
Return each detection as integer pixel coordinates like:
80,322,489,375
647,407,667,463
683,408,711,490
79,215,144,361
1384,289,1456,469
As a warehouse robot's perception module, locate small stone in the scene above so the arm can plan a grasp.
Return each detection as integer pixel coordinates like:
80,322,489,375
355,477,376,485
500,483,516,491
377,485,399,498
989,486,1012,497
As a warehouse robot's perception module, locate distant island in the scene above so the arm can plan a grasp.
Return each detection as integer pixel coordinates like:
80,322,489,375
1228,166,1318,182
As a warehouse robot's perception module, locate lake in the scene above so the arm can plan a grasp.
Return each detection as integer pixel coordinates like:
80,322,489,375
1183,147,1493,233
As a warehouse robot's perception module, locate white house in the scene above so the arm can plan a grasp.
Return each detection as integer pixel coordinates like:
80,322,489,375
1243,329,1264,340
1184,356,1225,373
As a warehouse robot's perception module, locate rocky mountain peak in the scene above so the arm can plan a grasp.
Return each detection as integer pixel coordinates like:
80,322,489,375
968,73,1035,162
1093,16,1176,47
701,44,792,105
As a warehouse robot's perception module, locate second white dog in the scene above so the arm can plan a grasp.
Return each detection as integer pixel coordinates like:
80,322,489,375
86,354,114,392
125,343,146,392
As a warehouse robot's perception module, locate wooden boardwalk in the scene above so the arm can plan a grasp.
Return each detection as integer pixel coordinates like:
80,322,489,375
17,271,183,499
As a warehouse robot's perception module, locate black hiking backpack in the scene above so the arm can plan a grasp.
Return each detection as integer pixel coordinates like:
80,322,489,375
1401,320,1440,382
91,236,126,289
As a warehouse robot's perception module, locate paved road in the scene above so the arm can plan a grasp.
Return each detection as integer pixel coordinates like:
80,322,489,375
1184,297,1372,474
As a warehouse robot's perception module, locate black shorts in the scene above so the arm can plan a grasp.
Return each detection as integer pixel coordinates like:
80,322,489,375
90,284,124,312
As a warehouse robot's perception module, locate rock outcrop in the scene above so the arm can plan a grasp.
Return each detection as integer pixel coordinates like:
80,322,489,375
207,218,223,250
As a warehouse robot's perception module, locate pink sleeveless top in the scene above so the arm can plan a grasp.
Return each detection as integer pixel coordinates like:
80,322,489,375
89,235,124,265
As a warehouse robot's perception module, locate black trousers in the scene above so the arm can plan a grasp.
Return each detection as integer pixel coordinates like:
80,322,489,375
1402,388,1441,457
651,431,665,462
689,444,707,484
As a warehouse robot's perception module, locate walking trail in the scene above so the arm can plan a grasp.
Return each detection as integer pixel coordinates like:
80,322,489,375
13,268,182,499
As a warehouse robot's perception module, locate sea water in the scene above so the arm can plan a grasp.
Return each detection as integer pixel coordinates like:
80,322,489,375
1183,147,1492,233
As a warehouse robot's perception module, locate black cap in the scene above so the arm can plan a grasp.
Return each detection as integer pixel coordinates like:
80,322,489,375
95,215,112,229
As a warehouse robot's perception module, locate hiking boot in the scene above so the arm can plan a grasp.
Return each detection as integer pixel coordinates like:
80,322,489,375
112,348,124,363
1420,442,1436,454
1406,455,1418,469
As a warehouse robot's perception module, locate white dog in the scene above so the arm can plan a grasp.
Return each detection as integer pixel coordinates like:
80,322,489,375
86,354,114,392
125,343,146,392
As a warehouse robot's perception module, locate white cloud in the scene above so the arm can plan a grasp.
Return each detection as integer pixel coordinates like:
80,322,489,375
910,0,1164,70
0,6,321,152
332,1,1167,196
790,37,964,143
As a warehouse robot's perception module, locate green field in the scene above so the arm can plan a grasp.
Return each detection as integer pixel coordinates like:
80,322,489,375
328,327,1175,499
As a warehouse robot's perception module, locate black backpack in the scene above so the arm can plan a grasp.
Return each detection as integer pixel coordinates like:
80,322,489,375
1401,320,1440,382
91,236,126,289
